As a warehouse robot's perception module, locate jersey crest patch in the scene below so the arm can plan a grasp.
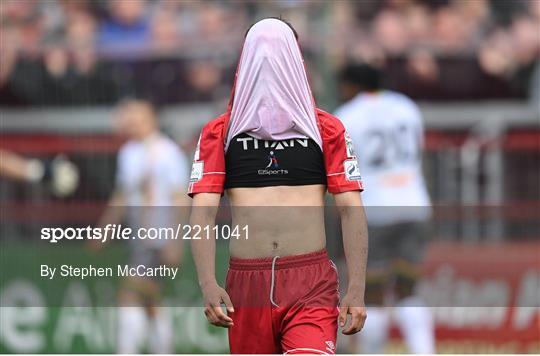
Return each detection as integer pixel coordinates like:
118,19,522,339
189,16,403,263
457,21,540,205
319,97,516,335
344,159,362,181
190,161,204,182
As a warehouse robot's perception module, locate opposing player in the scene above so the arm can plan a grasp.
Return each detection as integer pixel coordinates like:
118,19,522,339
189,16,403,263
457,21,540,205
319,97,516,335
96,99,189,353
189,18,368,354
335,63,434,354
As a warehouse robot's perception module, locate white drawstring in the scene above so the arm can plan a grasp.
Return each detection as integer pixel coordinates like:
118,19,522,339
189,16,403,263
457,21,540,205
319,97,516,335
270,255,280,307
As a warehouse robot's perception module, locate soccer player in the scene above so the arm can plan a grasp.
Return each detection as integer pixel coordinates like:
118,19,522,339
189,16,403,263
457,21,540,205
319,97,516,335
95,99,189,353
335,63,435,354
189,18,368,354
0,149,79,197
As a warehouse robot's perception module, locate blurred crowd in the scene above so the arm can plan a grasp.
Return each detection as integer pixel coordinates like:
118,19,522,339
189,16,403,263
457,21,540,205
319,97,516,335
0,0,539,106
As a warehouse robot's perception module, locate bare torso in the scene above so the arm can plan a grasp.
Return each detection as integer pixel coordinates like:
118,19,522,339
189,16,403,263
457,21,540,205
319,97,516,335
227,184,326,258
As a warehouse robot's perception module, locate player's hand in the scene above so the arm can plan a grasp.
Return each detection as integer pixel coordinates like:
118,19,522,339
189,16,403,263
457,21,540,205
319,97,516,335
201,282,234,328
339,292,367,335
46,155,80,197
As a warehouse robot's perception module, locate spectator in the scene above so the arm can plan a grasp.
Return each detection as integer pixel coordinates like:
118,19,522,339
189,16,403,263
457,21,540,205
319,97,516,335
65,11,119,104
185,60,224,102
433,6,475,54
1,11,118,106
0,23,28,105
372,10,410,55
0,0,538,106
150,9,182,55
98,0,150,55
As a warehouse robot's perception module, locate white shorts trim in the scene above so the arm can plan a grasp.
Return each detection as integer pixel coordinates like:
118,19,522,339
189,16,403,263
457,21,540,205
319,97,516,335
284,347,329,354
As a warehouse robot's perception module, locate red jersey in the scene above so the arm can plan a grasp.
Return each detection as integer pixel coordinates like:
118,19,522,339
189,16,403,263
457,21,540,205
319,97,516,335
188,109,364,197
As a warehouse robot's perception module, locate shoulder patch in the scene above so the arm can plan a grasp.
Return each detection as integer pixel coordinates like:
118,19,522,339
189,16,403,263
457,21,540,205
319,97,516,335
344,159,362,181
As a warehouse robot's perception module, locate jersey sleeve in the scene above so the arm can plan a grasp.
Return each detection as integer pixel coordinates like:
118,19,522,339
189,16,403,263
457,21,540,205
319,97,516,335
319,110,364,194
188,116,227,197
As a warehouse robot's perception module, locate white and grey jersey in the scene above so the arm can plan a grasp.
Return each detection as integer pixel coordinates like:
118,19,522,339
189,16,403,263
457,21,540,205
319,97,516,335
335,91,431,225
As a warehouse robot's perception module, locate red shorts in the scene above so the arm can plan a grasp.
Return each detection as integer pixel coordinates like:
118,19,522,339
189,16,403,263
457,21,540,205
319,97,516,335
226,250,339,354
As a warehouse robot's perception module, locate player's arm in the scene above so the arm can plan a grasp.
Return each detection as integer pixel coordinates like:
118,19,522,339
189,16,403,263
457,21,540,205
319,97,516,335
320,113,368,335
97,190,126,227
0,149,41,181
334,191,368,335
190,192,234,328
0,149,79,196
90,190,126,250
92,145,131,250
188,117,231,327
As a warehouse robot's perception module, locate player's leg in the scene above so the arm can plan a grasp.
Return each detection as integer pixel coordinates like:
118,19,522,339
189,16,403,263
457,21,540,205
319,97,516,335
117,246,161,353
146,247,175,354
226,306,277,354
393,222,435,354
279,257,339,354
133,247,174,354
147,305,173,354
225,261,279,354
117,307,148,353
352,225,392,354
117,285,149,353
281,307,339,354
117,277,162,353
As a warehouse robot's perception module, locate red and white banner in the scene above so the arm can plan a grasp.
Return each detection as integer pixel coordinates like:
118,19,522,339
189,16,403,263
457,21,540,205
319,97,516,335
390,242,540,353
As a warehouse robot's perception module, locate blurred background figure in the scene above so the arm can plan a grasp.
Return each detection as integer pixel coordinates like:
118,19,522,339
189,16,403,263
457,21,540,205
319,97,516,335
0,149,79,197
335,63,434,354
98,0,150,54
95,99,189,354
